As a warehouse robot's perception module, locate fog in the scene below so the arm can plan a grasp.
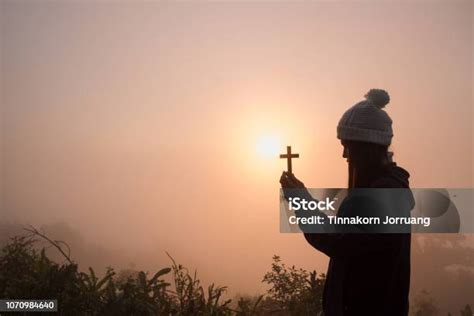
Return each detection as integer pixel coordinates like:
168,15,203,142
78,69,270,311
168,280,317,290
1,1,473,313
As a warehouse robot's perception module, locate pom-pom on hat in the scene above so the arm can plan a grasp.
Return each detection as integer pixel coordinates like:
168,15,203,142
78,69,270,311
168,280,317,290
337,89,393,146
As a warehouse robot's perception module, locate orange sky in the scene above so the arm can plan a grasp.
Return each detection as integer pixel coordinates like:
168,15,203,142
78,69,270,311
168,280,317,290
1,1,473,295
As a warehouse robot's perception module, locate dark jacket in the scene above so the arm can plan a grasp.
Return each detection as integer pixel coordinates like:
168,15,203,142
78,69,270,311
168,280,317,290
304,164,414,316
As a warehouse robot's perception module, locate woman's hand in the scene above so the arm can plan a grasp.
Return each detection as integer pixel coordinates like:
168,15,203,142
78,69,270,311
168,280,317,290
280,172,306,189
280,172,312,202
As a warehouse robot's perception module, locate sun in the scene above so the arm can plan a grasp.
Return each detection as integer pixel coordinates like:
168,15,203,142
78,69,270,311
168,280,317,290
256,134,281,159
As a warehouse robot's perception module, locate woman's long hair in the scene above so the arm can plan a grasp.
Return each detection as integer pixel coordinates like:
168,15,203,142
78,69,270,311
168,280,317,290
344,140,391,188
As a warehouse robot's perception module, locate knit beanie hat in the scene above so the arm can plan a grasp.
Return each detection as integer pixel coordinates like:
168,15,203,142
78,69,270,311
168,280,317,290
337,89,393,146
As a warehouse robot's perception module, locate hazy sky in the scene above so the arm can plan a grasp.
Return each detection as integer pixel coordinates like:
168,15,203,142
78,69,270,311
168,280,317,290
1,1,473,295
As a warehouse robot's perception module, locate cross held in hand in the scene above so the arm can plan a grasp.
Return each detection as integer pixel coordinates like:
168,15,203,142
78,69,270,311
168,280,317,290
280,146,299,174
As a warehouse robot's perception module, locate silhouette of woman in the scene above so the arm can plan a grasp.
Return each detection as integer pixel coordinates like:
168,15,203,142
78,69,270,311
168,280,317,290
280,89,413,316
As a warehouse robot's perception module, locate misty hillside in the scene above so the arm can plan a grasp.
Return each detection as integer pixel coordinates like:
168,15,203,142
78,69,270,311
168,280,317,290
0,221,473,315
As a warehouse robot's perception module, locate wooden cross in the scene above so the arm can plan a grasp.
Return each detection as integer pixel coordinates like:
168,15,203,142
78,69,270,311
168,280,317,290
280,146,299,174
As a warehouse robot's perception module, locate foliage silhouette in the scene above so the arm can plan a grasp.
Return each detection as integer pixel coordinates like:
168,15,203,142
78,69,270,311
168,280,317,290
2,230,469,315
0,231,326,315
262,255,324,315
460,304,473,316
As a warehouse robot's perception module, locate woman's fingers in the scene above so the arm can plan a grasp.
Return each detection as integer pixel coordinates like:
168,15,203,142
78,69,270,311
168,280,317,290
288,173,304,187
280,171,293,187
281,171,308,188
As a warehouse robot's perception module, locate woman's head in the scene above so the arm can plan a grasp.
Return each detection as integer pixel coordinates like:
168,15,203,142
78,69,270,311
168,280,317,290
337,89,393,146
342,140,390,187
337,89,394,187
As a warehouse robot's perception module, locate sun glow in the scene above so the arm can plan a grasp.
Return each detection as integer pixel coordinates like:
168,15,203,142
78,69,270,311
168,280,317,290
256,134,281,159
